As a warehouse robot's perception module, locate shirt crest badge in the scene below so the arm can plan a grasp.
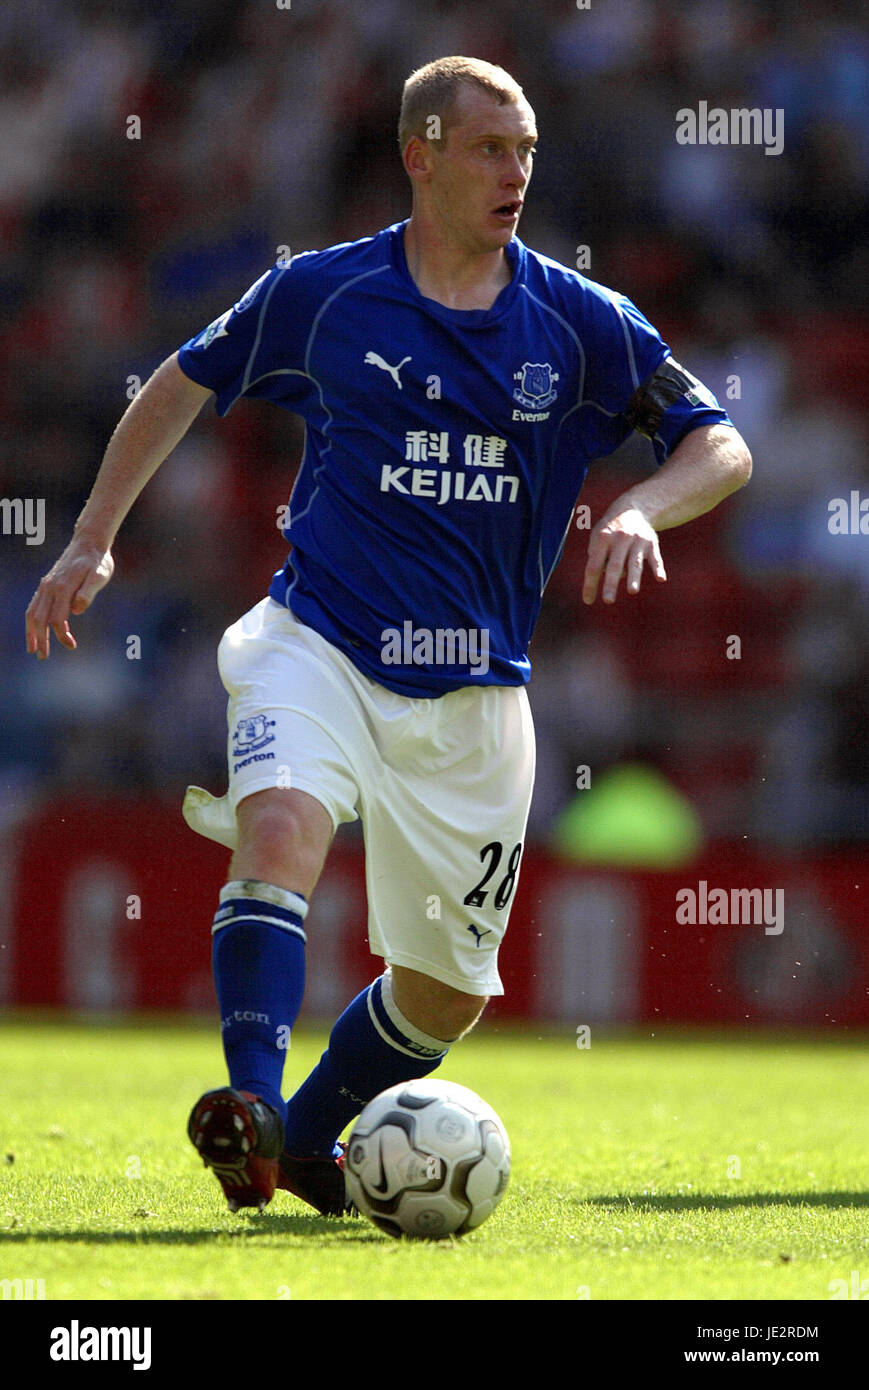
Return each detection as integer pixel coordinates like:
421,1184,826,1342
513,362,559,410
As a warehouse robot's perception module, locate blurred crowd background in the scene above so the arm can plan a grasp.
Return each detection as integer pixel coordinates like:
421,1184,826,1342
2,0,867,853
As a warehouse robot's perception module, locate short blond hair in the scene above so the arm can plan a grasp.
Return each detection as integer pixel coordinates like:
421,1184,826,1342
398,56,526,154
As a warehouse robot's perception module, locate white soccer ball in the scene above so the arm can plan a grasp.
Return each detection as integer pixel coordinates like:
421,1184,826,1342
344,1078,510,1238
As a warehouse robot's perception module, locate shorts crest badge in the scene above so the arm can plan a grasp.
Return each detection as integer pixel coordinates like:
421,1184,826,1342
232,715,276,755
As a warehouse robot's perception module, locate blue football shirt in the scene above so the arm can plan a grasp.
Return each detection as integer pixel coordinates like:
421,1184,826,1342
177,221,731,696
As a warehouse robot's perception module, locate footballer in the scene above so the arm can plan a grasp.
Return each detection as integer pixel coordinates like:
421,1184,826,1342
26,58,751,1216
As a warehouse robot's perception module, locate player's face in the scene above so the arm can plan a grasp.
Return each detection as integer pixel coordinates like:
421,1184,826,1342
427,90,537,253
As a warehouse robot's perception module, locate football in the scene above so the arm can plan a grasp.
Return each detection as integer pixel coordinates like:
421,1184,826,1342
344,1078,511,1238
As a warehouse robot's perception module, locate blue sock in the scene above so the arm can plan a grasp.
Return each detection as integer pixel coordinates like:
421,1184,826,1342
282,969,449,1157
211,879,308,1126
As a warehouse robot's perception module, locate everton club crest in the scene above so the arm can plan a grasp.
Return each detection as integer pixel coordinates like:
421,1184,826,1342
513,361,560,411
232,714,276,755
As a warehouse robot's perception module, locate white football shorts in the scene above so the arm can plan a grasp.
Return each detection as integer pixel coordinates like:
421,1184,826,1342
182,597,536,995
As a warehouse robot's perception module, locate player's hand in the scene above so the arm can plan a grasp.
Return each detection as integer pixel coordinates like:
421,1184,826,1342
25,539,115,659
582,505,666,605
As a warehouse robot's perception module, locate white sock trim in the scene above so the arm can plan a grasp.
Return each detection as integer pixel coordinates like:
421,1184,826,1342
213,880,308,939
218,879,308,918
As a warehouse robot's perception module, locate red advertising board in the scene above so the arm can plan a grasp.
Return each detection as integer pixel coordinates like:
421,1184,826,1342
6,797,868,1026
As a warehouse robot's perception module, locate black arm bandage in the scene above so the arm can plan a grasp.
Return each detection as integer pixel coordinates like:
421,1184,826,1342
624,357,706,440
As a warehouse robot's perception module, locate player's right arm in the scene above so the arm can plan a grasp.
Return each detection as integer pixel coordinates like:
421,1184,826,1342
25,353,212,658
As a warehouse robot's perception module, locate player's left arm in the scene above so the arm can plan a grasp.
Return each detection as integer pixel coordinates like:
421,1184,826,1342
582,422,751,605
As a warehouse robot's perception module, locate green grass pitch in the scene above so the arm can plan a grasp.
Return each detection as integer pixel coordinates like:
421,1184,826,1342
1,1018,866,1301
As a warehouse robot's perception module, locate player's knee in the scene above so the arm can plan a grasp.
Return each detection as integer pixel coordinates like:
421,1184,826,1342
391,966,488,1042
233,789,332,895
443,994,489,1041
